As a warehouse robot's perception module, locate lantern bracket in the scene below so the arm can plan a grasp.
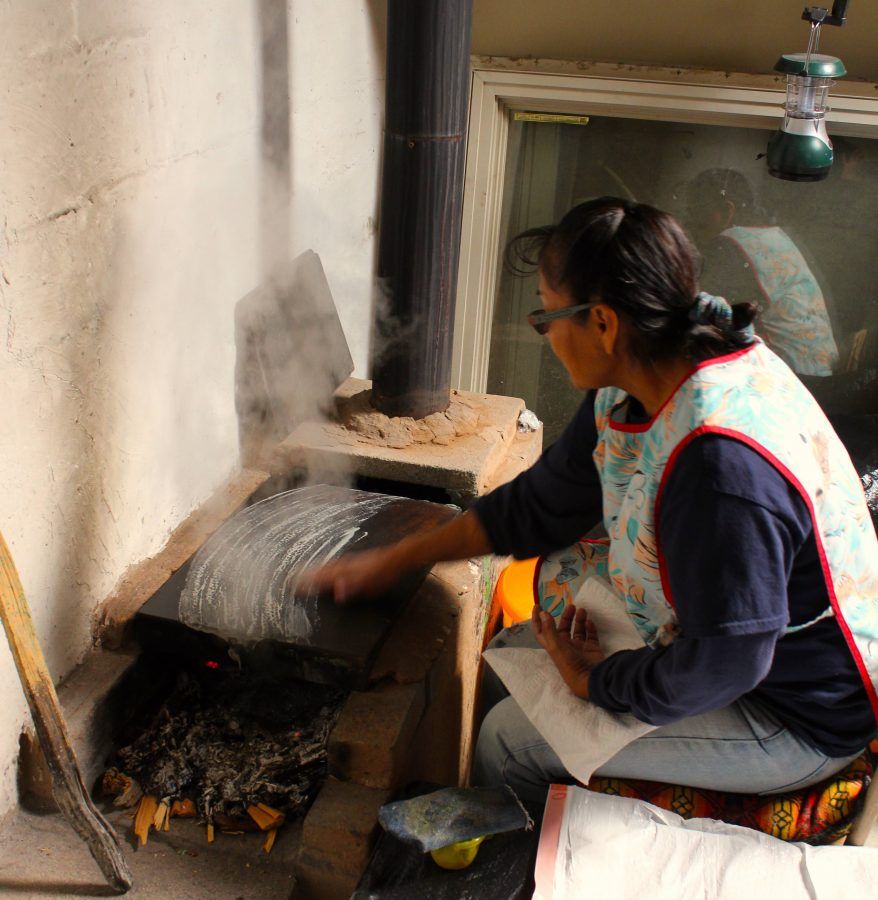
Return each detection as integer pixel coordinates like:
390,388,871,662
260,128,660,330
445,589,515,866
802,1,849,28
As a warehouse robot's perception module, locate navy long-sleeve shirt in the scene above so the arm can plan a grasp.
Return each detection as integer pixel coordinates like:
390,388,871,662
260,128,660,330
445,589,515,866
472,392,876,757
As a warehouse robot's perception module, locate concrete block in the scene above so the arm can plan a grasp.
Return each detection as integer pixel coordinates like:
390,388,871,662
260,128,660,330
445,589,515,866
485,428,543,494
370,558,494,787
272,379,526,500
329,682,425,789
3,45,157,229
369,572,460,687
148,21,260,161
5,0,76,59
297,777,390,900
74,0,216,44
73,2,259,160
19,648,138,808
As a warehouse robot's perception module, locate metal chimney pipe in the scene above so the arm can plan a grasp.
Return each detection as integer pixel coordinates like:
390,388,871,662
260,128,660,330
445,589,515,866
371,0,474,419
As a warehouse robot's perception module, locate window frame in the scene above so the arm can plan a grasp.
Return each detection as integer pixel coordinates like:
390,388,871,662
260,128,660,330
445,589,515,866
452,58,878,393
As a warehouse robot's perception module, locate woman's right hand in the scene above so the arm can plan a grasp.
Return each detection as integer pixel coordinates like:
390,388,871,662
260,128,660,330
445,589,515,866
298,544,405,605
298,510,494,606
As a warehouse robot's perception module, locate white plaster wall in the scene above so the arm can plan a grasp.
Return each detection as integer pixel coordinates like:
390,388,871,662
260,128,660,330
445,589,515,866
0,1,264,815
287,1,386,376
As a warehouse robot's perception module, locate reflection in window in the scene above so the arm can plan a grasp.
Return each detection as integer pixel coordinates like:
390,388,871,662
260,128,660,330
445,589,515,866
488,117,878,443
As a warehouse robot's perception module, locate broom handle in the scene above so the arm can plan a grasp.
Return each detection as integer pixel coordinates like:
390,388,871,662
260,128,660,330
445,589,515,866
0,530,133,893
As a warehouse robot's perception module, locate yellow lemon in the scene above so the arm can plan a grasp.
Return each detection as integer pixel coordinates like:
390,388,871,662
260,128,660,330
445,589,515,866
429,835,486,870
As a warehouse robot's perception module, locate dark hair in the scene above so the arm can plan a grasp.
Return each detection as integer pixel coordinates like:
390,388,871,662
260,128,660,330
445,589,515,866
506,196,757,364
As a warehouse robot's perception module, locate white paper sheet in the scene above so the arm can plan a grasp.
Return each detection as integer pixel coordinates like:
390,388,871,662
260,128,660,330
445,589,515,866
534,786,878,900
483,577,655,785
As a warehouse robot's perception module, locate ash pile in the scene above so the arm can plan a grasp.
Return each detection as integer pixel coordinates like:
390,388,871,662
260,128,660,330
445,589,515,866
102,666,346,850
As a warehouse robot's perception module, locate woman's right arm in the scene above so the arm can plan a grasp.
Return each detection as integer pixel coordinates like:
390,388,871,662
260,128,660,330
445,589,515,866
471,391,604,559
306,392,604,602
303,508,493,604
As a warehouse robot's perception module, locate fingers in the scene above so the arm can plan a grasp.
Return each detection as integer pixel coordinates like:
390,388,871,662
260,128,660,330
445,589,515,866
530,603,542,635
295,561,357,606
531,605,561,648
571,607,588,642
537,610,560,648
558,603,576,632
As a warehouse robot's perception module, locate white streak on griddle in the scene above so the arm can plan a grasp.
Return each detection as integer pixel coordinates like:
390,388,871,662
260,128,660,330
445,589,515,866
179,485,393,643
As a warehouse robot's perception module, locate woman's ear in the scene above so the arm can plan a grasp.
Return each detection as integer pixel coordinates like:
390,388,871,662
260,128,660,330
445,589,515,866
721,199,736,230
591,303,620,355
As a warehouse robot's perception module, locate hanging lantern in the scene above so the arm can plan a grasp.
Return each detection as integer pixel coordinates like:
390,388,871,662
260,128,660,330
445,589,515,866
766,3,850,182
767,53,846,182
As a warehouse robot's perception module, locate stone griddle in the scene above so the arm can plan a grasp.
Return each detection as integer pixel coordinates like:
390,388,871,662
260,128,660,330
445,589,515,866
134,485,457,687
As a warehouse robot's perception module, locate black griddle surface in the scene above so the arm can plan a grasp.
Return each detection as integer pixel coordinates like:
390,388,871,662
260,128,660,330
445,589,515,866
135,486,457,688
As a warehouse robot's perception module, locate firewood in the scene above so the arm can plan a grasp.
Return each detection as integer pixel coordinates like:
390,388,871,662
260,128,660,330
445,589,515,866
101,768,143,809
101,768,127,797
116,779,143,809
170,798,196,818
246,803,285,831
152,801,169,831
108,667,343,827
262,828,278,854
258,802,286,828
134,795,159,847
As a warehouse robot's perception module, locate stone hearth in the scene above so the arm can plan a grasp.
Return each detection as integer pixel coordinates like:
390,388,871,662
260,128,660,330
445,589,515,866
19,384,543,898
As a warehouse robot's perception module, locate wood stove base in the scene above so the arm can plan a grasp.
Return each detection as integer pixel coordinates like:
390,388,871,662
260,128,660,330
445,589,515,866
296,556,495,899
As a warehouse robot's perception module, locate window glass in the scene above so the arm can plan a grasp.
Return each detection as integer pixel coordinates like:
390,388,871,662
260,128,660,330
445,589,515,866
488,115,878,443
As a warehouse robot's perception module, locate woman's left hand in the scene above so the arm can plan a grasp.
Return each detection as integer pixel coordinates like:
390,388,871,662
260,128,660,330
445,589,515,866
531,603,605,700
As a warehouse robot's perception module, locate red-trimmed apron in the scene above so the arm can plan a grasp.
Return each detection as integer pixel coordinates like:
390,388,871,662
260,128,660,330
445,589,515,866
535,341,878,720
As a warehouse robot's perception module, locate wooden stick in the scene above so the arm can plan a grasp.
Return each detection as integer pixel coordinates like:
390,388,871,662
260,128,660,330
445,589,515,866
0,531,133,893
246,802,285,831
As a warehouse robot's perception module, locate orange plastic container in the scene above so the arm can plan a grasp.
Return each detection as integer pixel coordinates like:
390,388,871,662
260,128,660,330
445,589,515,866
493,557,540,627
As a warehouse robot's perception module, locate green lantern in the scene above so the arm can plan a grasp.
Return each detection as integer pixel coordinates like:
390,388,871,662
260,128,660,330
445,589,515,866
767,3,850,183
767,53,847,182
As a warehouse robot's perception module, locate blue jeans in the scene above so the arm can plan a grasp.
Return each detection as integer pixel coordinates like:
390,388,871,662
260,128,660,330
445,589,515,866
472,624,862,809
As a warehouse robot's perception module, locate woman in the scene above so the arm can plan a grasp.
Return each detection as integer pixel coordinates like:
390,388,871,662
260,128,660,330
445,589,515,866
310,198,878,809
685,167,839,377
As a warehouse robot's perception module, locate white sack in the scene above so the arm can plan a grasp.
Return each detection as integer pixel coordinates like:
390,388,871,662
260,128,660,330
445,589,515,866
534,787,878,900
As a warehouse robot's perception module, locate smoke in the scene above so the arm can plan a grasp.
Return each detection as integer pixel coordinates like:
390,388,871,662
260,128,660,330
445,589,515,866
234,248,356,486
369,274,431,385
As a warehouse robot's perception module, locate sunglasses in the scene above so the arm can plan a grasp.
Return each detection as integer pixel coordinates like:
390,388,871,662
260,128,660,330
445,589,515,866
526,303,595,335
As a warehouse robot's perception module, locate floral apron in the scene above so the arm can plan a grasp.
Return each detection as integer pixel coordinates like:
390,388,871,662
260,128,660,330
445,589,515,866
721,226,839,377
535,341,878,719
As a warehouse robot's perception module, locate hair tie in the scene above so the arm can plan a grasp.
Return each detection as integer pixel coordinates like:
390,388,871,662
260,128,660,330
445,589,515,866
689,292,733,328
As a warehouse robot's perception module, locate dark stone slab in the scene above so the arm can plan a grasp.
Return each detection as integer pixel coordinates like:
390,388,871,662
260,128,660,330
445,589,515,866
135,486,457,688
